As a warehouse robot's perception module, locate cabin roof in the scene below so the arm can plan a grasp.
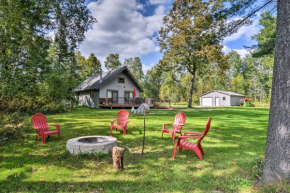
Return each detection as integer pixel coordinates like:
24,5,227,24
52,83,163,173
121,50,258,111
200,90,245,97
74,66,143,92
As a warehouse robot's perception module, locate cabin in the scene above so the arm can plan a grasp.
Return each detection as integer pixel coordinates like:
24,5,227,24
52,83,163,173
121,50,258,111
74,66,151,108
199,90,245,107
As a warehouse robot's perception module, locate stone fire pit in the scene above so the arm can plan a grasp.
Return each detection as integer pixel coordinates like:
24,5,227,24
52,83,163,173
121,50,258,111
66,135,117,155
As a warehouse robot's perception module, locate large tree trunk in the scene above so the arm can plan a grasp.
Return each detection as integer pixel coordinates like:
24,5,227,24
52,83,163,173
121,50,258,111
188,72,196,108
263,0,290,182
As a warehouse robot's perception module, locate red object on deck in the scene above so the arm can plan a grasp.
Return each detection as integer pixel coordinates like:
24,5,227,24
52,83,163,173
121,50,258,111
31,113,61,144
173,117,212,160
133,87,136,98
161,112,187,141
110,110,130,135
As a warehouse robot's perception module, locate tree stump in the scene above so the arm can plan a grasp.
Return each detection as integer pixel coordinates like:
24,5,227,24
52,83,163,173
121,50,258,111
112,147,125,171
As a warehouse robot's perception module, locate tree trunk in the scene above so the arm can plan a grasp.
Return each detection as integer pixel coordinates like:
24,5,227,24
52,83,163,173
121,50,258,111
188,72,196,108
112,147,125,171
263,0,290,182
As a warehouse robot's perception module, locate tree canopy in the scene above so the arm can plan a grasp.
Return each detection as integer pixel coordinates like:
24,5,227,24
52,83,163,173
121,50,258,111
158,0,228,107
86,53,102,76
252,12,276,57
0,0,95,113
104,53,122,70
124,57,144,82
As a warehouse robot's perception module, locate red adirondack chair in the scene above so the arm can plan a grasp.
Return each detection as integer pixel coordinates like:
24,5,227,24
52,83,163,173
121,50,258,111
110,110,130,135
31,113,61,144
161,112,187,141
173,117,212,160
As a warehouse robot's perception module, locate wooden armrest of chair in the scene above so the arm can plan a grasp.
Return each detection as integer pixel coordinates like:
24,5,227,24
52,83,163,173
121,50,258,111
48,124,60,130
178,136,202,139
162,123,173,129
48,124,59,127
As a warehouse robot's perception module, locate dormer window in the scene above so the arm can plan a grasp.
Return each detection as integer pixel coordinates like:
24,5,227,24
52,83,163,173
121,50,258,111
118,77,125,83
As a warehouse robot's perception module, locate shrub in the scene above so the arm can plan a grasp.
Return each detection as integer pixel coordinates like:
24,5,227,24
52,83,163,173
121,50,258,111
39,101,69,114
0,112,26,146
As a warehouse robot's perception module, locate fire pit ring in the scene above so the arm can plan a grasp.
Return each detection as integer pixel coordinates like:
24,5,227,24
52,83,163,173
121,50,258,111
66,135,117,155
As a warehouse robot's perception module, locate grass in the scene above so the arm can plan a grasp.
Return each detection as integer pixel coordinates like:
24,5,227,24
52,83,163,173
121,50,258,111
0,106,288,192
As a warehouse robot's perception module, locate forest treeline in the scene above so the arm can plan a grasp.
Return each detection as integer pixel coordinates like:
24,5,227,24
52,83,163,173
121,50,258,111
77,11,276,106
0,1,275,114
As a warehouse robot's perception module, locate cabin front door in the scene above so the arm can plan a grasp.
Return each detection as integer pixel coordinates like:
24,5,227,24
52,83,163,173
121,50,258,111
107,90,118,104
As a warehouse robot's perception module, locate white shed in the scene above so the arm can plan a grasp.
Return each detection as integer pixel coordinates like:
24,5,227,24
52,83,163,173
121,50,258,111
199,90,245,107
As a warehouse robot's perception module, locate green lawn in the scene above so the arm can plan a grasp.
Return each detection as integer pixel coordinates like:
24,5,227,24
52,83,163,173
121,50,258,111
0,106,280,192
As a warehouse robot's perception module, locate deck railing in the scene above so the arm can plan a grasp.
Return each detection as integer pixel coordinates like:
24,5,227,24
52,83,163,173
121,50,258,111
98,97,172,109
99,97,155,106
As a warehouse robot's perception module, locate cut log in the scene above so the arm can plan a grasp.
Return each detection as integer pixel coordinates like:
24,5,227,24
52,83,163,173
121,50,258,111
112,147,125,171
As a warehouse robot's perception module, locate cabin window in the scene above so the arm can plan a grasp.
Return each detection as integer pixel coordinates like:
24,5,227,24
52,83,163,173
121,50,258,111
118,77,125,83
223,97,226,101
125,91,133,98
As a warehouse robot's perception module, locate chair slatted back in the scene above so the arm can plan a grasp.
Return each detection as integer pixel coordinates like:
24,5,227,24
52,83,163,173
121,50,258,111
117,110,129,126
173,112,187,132
197,117,212,145
31,113,48,133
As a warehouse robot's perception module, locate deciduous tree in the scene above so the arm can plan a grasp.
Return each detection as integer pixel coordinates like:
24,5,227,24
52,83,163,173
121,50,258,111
124,57,144,82
0,0,95,112
158,0,227,107
142,66,162,98
105,54,121,70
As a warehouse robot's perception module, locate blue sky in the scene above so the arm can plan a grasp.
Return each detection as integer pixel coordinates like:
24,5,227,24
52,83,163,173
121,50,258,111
80,0,261,72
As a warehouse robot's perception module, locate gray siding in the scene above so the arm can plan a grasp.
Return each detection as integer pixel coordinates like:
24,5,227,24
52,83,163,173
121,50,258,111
230,96,244,106
99,72,141,104
200,92,230,106
78,91,99,108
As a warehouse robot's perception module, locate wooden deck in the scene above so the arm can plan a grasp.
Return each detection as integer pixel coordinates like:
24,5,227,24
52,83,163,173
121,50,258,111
98,98,171,109
99,103,155,108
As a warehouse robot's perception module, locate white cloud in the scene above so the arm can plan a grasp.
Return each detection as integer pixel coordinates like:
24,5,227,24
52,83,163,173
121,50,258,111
222,45,249,58
224,17,260,44
79,0,166,68
142,63,155,74
136,3,144,10
149,0,172,5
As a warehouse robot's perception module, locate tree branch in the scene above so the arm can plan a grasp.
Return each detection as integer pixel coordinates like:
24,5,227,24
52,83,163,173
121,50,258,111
222,0,274,37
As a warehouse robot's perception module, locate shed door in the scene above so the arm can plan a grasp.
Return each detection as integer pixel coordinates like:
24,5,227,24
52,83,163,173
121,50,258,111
215,97,220,106
202,98,212,106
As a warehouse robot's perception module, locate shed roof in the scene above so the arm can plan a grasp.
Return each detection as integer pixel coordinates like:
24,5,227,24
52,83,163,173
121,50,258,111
74,66,143,92
200,90,245,97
